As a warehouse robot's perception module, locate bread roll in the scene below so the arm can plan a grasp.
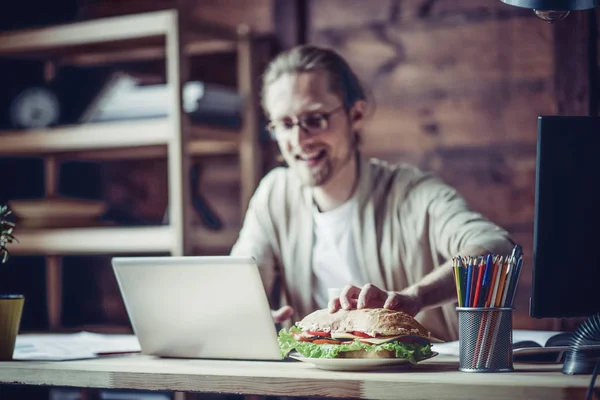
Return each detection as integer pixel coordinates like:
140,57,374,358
296,308,431,338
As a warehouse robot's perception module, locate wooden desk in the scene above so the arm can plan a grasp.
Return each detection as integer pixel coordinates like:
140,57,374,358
0,354,592,399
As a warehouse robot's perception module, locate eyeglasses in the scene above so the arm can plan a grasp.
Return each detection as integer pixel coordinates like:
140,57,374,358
266,105,345,140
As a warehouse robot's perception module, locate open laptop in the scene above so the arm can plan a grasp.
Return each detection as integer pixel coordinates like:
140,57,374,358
111,256,282,361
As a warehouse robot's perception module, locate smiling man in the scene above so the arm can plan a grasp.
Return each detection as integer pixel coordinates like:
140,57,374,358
230,44,514,341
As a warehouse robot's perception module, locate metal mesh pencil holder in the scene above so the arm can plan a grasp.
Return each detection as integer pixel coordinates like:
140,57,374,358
456,307,514,372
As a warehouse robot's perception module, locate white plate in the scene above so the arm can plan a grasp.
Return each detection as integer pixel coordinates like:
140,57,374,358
289,352,438,371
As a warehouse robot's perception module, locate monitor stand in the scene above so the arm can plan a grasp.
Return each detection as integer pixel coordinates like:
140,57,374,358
562,313,600,375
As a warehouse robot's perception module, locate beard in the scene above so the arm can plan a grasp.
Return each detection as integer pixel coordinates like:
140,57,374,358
290,144,355,187
298,156,333,187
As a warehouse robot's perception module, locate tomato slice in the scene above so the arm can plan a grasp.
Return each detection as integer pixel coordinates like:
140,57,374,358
313,339,342,345
306,330,331,338
292,332,314,342
352,331,375,338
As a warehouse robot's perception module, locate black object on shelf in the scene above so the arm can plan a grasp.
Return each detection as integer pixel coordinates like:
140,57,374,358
190,163,222,231
158,163,223,231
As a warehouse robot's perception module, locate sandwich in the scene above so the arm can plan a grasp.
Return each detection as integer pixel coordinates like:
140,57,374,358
278,308,442,363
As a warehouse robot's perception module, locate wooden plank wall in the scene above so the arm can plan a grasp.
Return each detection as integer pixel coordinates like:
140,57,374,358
307,0,559,330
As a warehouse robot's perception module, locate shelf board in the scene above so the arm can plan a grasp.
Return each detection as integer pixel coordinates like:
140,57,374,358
64,140,240,161
0,10,175,56
60,125,241,161
0,120,241,159
0,10,238,66
11,225,175,255
60,39,236,66
9,225,239,256
0,119,173,156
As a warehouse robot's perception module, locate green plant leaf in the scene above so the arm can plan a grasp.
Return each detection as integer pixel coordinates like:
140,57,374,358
0,205,17,263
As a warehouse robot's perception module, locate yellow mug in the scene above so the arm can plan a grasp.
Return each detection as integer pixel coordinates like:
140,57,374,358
0,295,24,361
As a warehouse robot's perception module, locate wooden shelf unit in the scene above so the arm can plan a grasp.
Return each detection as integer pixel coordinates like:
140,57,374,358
0,8,262,332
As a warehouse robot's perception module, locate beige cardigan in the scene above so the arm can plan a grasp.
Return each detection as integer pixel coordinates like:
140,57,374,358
231,155,514,341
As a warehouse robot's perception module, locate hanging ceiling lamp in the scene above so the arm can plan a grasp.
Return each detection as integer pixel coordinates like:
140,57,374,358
500,0,598,22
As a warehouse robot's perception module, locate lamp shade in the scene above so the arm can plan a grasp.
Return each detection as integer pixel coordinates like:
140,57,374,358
500,0,597,9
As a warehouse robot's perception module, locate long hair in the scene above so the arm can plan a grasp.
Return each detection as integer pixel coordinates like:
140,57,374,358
261,44,372,145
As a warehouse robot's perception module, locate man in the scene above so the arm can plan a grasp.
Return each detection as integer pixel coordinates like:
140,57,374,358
230,44,514,341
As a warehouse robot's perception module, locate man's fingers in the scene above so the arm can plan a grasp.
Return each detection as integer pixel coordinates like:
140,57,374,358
328,297,341,313
383,293,401,310
357,283,385,309
271,306,294,323
340,285,360,310
383,293,421,316
357,284,373,309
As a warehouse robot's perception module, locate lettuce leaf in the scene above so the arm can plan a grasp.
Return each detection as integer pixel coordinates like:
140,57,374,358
278,327,433,364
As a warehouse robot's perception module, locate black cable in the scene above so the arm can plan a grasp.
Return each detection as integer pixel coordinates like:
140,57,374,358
586,360,600,400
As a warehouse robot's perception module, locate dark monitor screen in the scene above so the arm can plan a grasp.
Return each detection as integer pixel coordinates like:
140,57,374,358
531,116,600,319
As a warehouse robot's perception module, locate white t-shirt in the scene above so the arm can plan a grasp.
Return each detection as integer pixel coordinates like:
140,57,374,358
311,197,365,308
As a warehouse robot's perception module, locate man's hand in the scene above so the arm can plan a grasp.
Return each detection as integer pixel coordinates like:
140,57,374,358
328,284,422,317
271,305,294,324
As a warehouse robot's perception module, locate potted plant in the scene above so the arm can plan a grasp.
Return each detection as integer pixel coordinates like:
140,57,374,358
0,205,23,361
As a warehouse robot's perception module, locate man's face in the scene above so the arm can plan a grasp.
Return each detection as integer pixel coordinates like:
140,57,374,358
264,71,364,187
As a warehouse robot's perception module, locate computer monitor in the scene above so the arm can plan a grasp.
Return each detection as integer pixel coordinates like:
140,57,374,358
531,115,600,319
531,116,600,375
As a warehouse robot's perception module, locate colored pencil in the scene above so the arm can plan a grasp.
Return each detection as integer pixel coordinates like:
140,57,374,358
453,262,462,307
494,259,508,307
452,246,524,369
465,258,473,308
472,257,485,307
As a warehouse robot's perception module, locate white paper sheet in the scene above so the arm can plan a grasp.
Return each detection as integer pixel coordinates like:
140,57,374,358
512,329,566,347
430,329,567,357
431,340,460,356
14,331,141,361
